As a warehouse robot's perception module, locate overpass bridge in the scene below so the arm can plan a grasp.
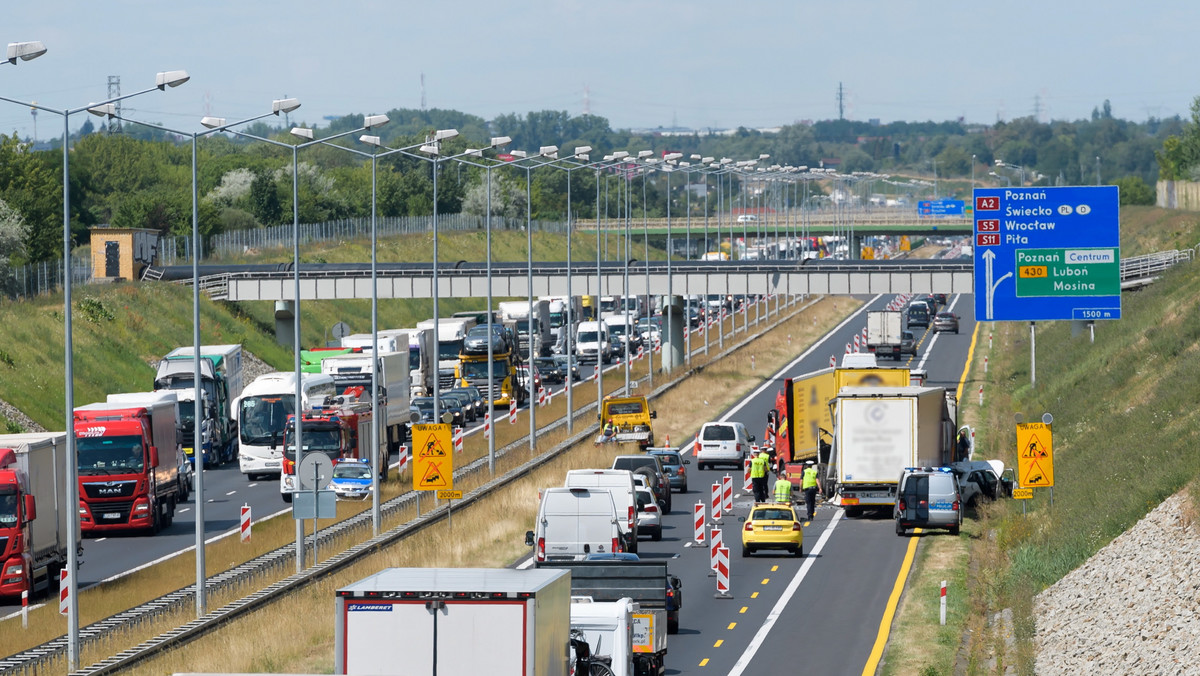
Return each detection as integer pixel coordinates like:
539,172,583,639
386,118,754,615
578,213,973,237
149,259,976,302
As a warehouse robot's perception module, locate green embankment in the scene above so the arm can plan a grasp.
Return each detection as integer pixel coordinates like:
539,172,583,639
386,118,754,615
0,228,647,431
881,204,1200,674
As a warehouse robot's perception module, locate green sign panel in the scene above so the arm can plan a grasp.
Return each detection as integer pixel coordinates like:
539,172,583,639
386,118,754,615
1014,247,1120,297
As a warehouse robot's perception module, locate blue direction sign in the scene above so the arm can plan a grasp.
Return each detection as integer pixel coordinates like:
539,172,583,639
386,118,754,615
973,186,1120,322
919,199,965,217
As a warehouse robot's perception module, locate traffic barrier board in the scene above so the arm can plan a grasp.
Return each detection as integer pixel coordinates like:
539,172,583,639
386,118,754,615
1016,422,1054,487
412,423,454,490
1012,488,1034,500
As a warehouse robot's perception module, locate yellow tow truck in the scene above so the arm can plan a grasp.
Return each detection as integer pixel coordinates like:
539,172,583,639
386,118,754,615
599,395,657,449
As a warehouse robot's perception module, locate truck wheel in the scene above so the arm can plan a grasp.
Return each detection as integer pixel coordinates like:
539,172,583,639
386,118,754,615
162,499,175,528
845,506,862,518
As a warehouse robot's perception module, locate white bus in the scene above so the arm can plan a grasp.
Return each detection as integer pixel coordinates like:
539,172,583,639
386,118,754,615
233,372,337,480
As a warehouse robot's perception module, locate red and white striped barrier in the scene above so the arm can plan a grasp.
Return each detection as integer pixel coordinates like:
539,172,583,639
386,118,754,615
537,387,546,407
592,367,600,382
862,326,868,342
692,501,706,547
653,342,661,354
453,426,464,453
545,387,553,406
637,345,645,361
743,457,752,493
853,335,861,350
509,398,518,424
482,412,491,439
398,445,409,474
829,355,836,368
715,546,732,598
845,342,852,354
711,482,722,521
709,527,723,575
240,504,251,543
59,569,68,616
722,474,733,515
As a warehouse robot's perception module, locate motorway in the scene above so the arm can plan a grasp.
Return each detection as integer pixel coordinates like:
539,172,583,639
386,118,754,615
517,292,976,674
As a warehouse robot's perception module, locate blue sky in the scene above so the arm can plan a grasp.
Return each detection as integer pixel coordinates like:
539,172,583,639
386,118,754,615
2,1,1197,140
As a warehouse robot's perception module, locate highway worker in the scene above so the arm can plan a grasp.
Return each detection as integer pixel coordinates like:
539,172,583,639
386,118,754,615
595,418,616,446
750,448,770,502
773,471,793,504
802,460,824,521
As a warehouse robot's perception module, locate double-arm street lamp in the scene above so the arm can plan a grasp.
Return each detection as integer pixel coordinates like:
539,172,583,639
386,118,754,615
0,65,191,671
89,97,301,617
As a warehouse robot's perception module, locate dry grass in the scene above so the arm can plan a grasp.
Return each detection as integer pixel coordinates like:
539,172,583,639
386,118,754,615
84,295,859,675
881,530,971,676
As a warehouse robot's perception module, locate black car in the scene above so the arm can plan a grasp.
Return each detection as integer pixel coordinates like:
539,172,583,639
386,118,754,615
532,357,566,384
551,354,582,381
441,392,475,422
449,387,485,419
412,396,464,426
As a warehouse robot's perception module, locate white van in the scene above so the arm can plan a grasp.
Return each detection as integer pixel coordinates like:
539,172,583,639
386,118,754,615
575,321,612,364
841,353,879,369
526,487,621,562
695,421,755,470
564,469,639,552
603,314,638,356
233,372,337,480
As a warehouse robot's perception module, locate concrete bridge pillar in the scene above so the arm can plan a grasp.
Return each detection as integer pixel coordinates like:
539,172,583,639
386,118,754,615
275,300,295,346
661,295,685,374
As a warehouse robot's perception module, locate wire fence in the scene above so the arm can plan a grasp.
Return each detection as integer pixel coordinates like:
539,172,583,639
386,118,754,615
4,258,93,300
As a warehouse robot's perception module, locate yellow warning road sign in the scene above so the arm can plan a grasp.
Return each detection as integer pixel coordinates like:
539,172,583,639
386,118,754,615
1016,422,1054,487
412,424,454,490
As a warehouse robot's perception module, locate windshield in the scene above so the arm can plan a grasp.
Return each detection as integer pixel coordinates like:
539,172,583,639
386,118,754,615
549,312,565,328
600,299,618,312
578,331,600,344
239,395,295,446
283,426,343,461
620,298,639,312
408,346,422,371
461,360,507,380
515,319,534,335
607,401,644,415
437,341,463,361
0,487,17,526
413,399,435,412
702,425,736,441
534,359,556,370
334,464,373,480
77,435,145,475
608,323,628,337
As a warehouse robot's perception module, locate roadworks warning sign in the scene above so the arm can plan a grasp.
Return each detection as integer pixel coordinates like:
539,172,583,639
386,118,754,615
1016,422,1054,487
412,424,454,490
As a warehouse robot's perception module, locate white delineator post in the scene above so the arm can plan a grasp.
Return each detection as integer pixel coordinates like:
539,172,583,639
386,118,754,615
240,504,251,543
21,590,28,629
715,546,732,598
979,385,984,405
940,580,947,625
711,482,723,522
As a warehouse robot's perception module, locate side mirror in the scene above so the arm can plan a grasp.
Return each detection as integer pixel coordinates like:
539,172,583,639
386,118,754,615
649,411,657,419
670,575,682,589
524,530,535,547
149,446,160,468
749,435,756,442
737,516,747,522
23,494,36,523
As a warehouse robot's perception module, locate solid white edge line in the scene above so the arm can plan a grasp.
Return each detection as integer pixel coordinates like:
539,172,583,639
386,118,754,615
0,603,45,622
716,295,881,424
727,509,845,676
516,556,536,570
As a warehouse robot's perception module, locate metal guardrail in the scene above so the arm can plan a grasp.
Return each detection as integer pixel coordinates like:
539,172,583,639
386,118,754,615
1120,248,1194,281
0,295,815,676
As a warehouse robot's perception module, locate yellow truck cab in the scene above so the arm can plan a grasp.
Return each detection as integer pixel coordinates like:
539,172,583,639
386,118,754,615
599,396,656,449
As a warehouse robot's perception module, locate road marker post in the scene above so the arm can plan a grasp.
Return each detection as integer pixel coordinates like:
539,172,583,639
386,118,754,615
21,590,27,629
711,482,723,523
709,527,723,576
685,501,706,548
715,546,732,599
722,474,733,515
979,385,984,405
240,504,251,543
940,580,947,625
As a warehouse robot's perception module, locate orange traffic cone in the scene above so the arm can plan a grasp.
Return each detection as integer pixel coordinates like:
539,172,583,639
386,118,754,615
692,432,700,457
665,434,671,449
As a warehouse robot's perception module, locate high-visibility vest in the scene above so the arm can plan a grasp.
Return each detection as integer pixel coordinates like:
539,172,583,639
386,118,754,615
802,466,819,489
773,478,792,503
750,454,769,478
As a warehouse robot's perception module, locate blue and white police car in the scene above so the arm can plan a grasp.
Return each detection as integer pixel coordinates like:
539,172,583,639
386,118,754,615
330,458,375,500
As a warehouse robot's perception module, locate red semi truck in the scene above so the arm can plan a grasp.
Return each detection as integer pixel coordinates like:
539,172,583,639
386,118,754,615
73,400,182,534
0,432,77,599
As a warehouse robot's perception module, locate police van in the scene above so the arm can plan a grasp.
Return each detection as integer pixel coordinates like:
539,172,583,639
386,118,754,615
894,466,962,536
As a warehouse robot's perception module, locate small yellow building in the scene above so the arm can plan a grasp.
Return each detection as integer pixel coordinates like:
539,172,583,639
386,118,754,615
89,227,160,281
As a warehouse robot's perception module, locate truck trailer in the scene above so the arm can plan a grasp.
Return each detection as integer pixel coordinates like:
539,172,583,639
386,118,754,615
0,433,77,599
334,567,572,676
827,385,957,516
866,310,904,360
154,344,244,465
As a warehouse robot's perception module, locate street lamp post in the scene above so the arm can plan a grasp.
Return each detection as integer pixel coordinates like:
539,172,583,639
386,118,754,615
0,66,190,671
89,98,301,615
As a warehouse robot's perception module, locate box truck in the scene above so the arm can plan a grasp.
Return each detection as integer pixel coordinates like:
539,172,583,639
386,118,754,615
415,317,477,391
0,433,77,598
334,567,571,676
866,310,904,360
154,344,243,465
826,386,957,516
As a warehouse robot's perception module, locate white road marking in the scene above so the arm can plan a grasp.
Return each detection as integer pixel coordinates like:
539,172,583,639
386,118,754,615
94,538,107,543
248,483,258,488
177,508,190,514
0,603,45,622
728,510,844,676
225,491,237,496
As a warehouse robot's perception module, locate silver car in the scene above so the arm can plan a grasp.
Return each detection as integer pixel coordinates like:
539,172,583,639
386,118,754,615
634,486,662,540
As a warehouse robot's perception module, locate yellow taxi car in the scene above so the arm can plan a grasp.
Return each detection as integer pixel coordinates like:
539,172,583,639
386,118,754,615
740,502,804,557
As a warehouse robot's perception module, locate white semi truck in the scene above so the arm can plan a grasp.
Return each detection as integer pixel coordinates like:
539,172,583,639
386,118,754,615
827,385,957,516
414,317,477,391
334,567,572,675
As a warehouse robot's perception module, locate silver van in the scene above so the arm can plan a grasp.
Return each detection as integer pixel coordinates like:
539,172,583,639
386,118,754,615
894,467,962,536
